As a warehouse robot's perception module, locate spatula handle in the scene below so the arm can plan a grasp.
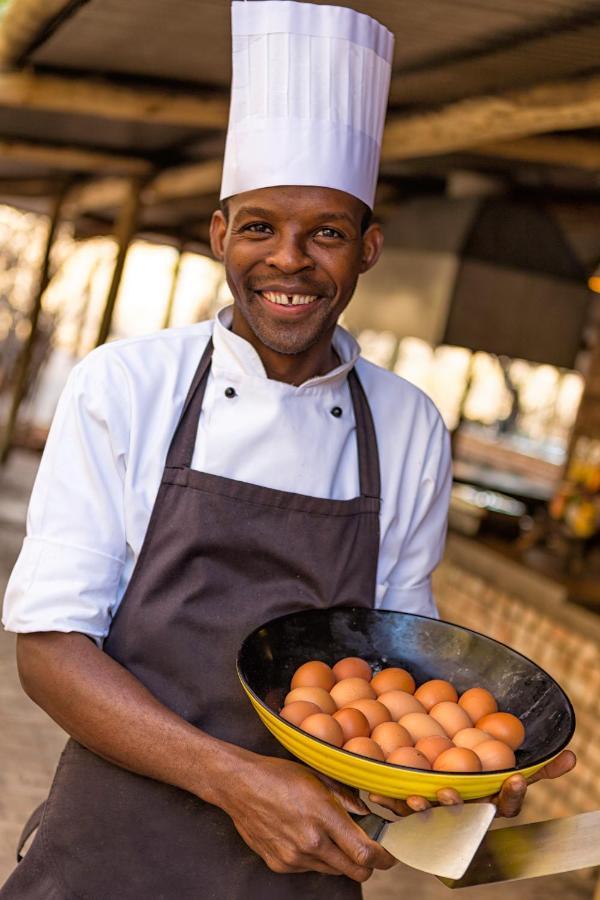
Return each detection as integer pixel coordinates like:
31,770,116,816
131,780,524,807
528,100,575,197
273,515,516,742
350,812,388,842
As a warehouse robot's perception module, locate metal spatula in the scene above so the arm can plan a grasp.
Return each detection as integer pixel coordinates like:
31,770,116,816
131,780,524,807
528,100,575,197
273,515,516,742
439,809,600,888
354,803,496,880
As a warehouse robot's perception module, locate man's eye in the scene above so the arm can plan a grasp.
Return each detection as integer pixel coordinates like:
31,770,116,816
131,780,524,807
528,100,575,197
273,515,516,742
244,222,273,234
316,227,344,239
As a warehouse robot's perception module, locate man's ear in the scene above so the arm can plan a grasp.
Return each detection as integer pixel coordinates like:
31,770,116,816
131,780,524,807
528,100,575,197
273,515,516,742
209,209,227,261
359,222,384,274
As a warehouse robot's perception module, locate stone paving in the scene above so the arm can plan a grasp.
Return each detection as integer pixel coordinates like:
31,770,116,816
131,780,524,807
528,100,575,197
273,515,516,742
0,449,596,898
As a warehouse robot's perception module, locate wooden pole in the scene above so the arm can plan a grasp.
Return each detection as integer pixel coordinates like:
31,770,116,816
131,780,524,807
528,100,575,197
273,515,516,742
161,247,184,330
74,257,102,359
94,177,143,348
0,184,68,465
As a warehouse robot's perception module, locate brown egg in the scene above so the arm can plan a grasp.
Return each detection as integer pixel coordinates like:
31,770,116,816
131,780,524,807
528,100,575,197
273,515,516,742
343,737,385,761
371,722,413,757
459,687,498,723
291,660,335,691
476,712,525,750
280,701,321,726
474,739,516,772
414,679,458,711
344,699,391,731
333,708,371,742
301,713,344,747
371,667,416,696
284,687,337,714
377,690,426,720
429,702,473,738
415,735,454,765
453,727,493,750
332,657,372,682
386,747,432,770
433,747,482,773
399,713,448,742
330,677,375,708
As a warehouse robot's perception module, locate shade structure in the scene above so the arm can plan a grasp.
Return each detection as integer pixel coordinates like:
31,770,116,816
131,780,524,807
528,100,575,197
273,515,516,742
347,195,592,368
443,198,592,368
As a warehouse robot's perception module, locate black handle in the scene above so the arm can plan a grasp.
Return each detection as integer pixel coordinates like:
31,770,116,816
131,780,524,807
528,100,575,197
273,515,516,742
350,812,388,842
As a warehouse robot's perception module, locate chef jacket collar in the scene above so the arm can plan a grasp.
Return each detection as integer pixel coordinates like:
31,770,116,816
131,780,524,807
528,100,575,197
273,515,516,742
212,305,360,390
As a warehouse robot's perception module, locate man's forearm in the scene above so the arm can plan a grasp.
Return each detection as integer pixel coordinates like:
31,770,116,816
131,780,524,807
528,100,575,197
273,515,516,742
15,631,400,881
16,631,250,807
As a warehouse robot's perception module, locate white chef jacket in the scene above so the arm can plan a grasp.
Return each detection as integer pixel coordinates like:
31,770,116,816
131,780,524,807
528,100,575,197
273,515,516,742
3,306,452,643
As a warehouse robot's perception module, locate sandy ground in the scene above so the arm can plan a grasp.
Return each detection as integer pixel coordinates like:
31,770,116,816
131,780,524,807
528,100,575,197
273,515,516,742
0,449,596,898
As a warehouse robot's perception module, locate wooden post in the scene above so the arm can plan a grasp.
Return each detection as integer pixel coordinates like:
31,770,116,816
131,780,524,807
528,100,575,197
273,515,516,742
74,257,102,359
162,247,184,330
94,177,142,348
0,185,67,465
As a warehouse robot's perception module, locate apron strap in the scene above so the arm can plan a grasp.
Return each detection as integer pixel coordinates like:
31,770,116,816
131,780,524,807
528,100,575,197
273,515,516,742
16,802,45,861
166,336,381,501
166,338,214,469
348,368,381,500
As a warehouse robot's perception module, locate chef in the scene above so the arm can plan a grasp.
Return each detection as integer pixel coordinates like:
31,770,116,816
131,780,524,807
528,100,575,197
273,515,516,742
1,2,575,898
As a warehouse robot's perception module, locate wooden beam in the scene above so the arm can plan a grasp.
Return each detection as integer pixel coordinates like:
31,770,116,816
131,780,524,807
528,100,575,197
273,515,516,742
0,175,58,196
66,177,130,214
382,73,600,161
144,159,222,203
0,70,229,129
0,0,73,68
469,135,600,172
70,159,222,217
0,139,152,175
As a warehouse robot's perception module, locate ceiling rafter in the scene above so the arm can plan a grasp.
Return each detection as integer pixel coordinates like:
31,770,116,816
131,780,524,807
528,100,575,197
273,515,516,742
383,73,600,160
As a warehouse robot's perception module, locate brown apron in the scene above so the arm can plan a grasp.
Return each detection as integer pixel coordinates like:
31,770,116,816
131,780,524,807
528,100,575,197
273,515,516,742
2,339,381,900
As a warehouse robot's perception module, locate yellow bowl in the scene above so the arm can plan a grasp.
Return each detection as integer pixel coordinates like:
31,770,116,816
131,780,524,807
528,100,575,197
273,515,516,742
237,608,575,801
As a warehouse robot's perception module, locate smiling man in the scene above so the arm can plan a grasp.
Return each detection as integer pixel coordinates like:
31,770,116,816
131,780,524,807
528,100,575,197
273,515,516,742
1,3,574,899
214,187,381,382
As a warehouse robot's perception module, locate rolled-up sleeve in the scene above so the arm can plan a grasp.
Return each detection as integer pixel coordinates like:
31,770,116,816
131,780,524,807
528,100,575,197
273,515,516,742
378,414,452,618
2,352,129,641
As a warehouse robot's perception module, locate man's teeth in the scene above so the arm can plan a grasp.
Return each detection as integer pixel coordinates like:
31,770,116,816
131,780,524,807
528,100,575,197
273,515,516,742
262,291,318,306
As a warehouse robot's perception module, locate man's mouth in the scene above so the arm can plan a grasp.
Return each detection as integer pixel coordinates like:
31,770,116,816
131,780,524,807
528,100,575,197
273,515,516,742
260,291,319,307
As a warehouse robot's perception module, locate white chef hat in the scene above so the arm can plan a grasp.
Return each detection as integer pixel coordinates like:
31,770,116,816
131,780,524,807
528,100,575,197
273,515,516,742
220,0,394,210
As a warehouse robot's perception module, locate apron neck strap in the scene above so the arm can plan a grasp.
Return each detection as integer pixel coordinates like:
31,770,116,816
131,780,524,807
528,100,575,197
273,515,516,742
348,367,381,500
166,338,214,469
166,337,381,501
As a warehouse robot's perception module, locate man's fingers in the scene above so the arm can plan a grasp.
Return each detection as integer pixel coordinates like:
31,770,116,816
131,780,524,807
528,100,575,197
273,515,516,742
267,857,341,877
330,817,397,874
364,749,577,831
527,750,576,785
292,851,347,877
495,774,527,818
435,788,463,807
320,778,368,815
367,793,414,817
405,795,432,813
309,836,374,882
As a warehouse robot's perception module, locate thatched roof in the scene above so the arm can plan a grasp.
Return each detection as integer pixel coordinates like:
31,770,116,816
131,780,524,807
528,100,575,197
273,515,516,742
1,0,600,258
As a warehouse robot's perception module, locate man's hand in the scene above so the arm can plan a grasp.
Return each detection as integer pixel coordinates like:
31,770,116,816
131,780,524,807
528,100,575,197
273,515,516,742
218,755,397,881
368,749,576,818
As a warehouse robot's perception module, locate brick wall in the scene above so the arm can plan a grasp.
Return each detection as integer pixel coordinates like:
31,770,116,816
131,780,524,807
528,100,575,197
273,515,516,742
433,541,600,822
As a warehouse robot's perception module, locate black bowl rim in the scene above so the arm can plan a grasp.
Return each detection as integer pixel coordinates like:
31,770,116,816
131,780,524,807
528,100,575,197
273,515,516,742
237,607,576,776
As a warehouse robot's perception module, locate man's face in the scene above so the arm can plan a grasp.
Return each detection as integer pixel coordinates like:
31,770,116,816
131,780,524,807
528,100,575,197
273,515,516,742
210,186,383,356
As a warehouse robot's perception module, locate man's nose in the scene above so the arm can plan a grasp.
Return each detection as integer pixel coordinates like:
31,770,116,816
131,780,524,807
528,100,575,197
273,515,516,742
264,234,314,273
